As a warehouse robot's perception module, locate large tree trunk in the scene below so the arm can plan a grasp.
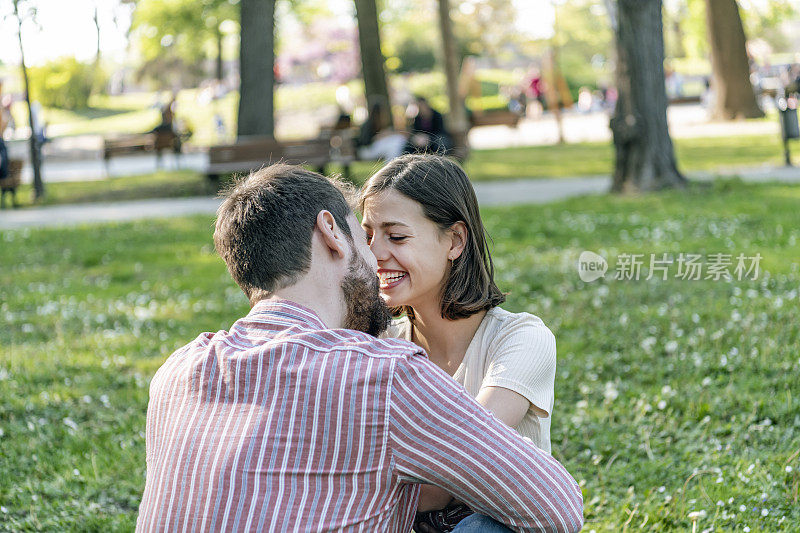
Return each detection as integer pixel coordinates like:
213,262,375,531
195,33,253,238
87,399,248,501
705,0,764,120
354,0,391,115
237,0,275,138
437,0,468,147
610,0,686,193
14,1,44,200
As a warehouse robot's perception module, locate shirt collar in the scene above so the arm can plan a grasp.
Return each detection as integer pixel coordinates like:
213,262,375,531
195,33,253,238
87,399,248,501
247,298,328,330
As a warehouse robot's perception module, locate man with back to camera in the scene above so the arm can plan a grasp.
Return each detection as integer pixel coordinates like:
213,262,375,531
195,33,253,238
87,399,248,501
135,164,584,532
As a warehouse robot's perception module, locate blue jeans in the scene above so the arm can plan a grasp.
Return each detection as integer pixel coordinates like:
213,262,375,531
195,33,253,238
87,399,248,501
451,513,513,532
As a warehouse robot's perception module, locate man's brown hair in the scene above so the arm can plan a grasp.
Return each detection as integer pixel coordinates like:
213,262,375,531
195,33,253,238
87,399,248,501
359,154,505,320
214,164,354,301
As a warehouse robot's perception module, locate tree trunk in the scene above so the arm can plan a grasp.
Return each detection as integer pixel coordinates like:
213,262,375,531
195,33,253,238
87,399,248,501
237,0,275,138
610,0,686,193
437,0,468,145
94,7,101,65
216,29,224,82
354,0,391,114
705,0,764,120
14,1,44,200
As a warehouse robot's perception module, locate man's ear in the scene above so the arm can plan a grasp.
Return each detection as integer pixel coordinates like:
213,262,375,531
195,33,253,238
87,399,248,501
316,210,347,259
448,221,468,261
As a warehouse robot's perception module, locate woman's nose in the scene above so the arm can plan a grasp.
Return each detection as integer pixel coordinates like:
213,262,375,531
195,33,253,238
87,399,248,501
369,237,390,261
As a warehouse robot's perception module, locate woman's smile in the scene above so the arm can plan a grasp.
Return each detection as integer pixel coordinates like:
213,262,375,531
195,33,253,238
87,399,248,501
378,269,408,289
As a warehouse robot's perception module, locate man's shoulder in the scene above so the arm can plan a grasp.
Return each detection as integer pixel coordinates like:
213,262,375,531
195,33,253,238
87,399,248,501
324,328,424,361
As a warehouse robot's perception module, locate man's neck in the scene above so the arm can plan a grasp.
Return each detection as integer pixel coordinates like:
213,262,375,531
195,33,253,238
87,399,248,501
262,283,346,331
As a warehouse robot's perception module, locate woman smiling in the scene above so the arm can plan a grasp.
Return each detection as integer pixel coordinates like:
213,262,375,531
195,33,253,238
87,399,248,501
360,154,558,531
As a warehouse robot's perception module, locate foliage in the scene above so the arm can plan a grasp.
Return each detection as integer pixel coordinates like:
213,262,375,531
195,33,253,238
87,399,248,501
394,38,437,73
130,0,239,87
1,181,798,530
550,0,615,94
665,0,797,60
27,58,99,110
449,0,523,62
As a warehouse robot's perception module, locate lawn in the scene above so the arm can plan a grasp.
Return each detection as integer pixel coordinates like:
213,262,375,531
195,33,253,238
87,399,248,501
9,133,788,209
1,180,798,530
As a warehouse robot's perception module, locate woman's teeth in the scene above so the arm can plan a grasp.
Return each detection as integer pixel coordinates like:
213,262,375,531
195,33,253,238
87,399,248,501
379,272,406,284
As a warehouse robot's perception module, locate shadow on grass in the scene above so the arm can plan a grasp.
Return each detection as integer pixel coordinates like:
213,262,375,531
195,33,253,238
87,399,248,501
67,106,141,120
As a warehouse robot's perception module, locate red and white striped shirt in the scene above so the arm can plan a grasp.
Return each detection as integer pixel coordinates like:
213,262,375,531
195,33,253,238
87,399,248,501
137,299,583,532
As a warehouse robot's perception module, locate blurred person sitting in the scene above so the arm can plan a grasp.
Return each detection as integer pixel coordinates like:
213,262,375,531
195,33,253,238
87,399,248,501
153,94,177,135
356,101,407,162
404,96,454,155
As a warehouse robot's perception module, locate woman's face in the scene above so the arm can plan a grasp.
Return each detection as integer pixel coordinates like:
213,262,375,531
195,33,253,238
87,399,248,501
361,189,452,310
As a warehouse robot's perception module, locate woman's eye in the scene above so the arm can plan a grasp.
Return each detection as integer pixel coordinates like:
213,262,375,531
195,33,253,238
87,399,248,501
365,233,373,244
389,235,407,242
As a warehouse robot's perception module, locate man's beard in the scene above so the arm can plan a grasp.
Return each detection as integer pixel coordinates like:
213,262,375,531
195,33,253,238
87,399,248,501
341,251,392,337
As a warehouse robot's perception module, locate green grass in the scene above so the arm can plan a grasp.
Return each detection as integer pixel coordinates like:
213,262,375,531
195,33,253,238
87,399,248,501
1,179,798,530
461,134,787,182
6,133,788,209
13,170,218,207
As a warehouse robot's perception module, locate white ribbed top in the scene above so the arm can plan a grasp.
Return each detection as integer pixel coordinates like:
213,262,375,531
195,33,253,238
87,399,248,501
385,306,556,453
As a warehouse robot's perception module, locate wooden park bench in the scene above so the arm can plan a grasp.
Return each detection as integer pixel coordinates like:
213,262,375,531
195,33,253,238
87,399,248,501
469,109,522,128
206,132,356,183
103,130,184,174
0,159,23,209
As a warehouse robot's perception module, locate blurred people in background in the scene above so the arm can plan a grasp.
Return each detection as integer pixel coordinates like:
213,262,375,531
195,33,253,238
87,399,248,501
577,87,593,113
526,67,546,119
0,79,9,183
153,94,177,135
1,95,15,139
356,101,407,162
404,96,453,155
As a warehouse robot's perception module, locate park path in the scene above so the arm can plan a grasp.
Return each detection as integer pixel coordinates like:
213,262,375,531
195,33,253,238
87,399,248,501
2,164,800,230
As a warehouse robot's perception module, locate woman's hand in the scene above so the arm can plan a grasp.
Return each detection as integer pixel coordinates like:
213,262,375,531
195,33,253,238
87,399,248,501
416,484,454,512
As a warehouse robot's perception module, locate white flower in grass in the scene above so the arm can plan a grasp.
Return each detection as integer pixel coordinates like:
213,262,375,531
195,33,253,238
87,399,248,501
657,400,667,410
740,505,747,512
63,417,78,431
786,466,793,473
641,336,657,352
761,509,769,517
743,527,750,533
604,382,619,402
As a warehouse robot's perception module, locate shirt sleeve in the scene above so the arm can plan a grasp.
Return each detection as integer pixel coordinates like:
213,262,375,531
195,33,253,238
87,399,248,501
387,351,583,533
481,315,556,417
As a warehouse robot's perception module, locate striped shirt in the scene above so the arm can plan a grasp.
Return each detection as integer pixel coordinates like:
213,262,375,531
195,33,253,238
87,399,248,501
136,299,583,532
